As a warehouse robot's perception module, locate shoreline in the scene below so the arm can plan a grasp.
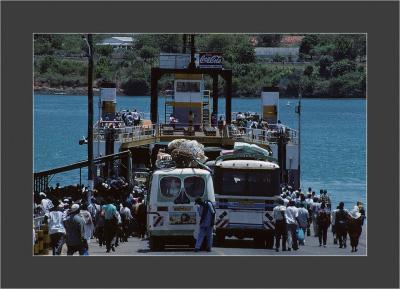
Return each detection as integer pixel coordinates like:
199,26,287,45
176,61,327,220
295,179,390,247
34,88,366,99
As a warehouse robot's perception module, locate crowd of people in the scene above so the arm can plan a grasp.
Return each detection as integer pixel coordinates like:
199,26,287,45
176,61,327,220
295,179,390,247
34,182,365,255
120,109,141,126
273,186,366,253
99,109,142,129
234,111,268,130
230,112,290,143
34,180,148,255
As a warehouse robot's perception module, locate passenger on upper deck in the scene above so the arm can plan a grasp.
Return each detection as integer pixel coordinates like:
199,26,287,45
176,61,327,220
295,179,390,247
276,120,285,134
132,109,140,126
211,112,217,127
169,114,178,128
253,112,260,121
236,111,244,121
217,116,225,135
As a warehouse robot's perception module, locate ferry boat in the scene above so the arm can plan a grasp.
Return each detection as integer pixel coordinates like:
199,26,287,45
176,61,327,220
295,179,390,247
87,40,300,249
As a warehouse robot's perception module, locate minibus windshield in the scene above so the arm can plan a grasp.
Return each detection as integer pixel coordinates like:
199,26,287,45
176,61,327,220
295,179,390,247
159,176,205,199
215,168,280,197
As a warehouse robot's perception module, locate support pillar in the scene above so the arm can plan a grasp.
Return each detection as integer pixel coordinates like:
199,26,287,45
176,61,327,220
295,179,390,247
87,34,94,191
150,69,159,124
212,74,218,116
225,72,232,124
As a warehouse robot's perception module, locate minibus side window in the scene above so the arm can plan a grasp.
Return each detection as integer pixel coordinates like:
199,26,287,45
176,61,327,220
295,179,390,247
160,177,181,198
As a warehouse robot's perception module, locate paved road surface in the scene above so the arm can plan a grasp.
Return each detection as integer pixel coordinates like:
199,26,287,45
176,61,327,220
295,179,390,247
57,226,366,256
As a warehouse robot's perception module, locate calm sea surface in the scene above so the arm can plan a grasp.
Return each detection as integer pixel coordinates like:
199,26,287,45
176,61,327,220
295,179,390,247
34,95,366,207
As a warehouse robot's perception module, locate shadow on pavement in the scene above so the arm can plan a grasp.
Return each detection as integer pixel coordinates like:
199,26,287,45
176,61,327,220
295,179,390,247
214,238,267,249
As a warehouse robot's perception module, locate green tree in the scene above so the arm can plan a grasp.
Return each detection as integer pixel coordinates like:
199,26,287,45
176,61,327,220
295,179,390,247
333,35,357,60
303,65,314,76
139,45,158,63
235,42,256,64
272,54,285,62
256,34,282,47
352,34,366,61
157,34,182,53
203,34,232,53
330,59,356,77
96,45,114,57
318,55,334,77
39,56,56,74
121,78,149,95
310,43,335,59
299,35,319,56
61,35,85,54
96,57,112,79
313,79,330,97
134,35,158,50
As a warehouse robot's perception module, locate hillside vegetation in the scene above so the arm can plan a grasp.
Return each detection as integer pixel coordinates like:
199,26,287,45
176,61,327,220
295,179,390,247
34,34,366,98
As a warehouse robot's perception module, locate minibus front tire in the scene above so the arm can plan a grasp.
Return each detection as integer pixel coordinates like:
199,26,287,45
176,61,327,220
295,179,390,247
215,232,225,246
254,236,265,248
265,231,274,249
149,236,164,251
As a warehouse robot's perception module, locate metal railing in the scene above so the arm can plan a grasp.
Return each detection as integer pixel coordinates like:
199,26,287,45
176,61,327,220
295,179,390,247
227,124,298,145
34,216,46,229
94,124,158,143
93,122,298,146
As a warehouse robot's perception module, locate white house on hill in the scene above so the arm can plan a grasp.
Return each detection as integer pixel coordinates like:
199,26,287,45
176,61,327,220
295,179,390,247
255,47,300,62
97,36,134,49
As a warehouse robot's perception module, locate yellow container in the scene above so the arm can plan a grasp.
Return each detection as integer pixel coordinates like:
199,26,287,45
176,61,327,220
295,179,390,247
45,234,51,245
40,224,48,234
102,102,116,114
39,240,44,251
37,230,44,239
34,244,39,255
175,73,202,80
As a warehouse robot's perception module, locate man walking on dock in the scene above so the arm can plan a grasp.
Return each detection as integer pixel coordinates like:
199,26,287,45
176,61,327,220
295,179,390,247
316,202,331,247
47,204,66,255
335,202,349,249
194,198,216,252
285,200,299,251
348,206,364,252
63,204,88,255
273,198,288,252
297,203,309,245
311,197,321,237
102,197,118,253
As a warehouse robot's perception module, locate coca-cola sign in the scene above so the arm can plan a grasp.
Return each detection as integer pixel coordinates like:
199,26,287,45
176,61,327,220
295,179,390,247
199,52,223,68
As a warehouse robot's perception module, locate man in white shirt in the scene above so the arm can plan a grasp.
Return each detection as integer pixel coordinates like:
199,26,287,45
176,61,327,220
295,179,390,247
297,203,309,245
47,204,66,255
120,203,133,242
273,198,288,252
236,112,244,121
285,200,299,251
311,197,321,237
132,109,140,126
40,192,54,215
283,196,290,206
305,193,314,236
331,205,339,245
